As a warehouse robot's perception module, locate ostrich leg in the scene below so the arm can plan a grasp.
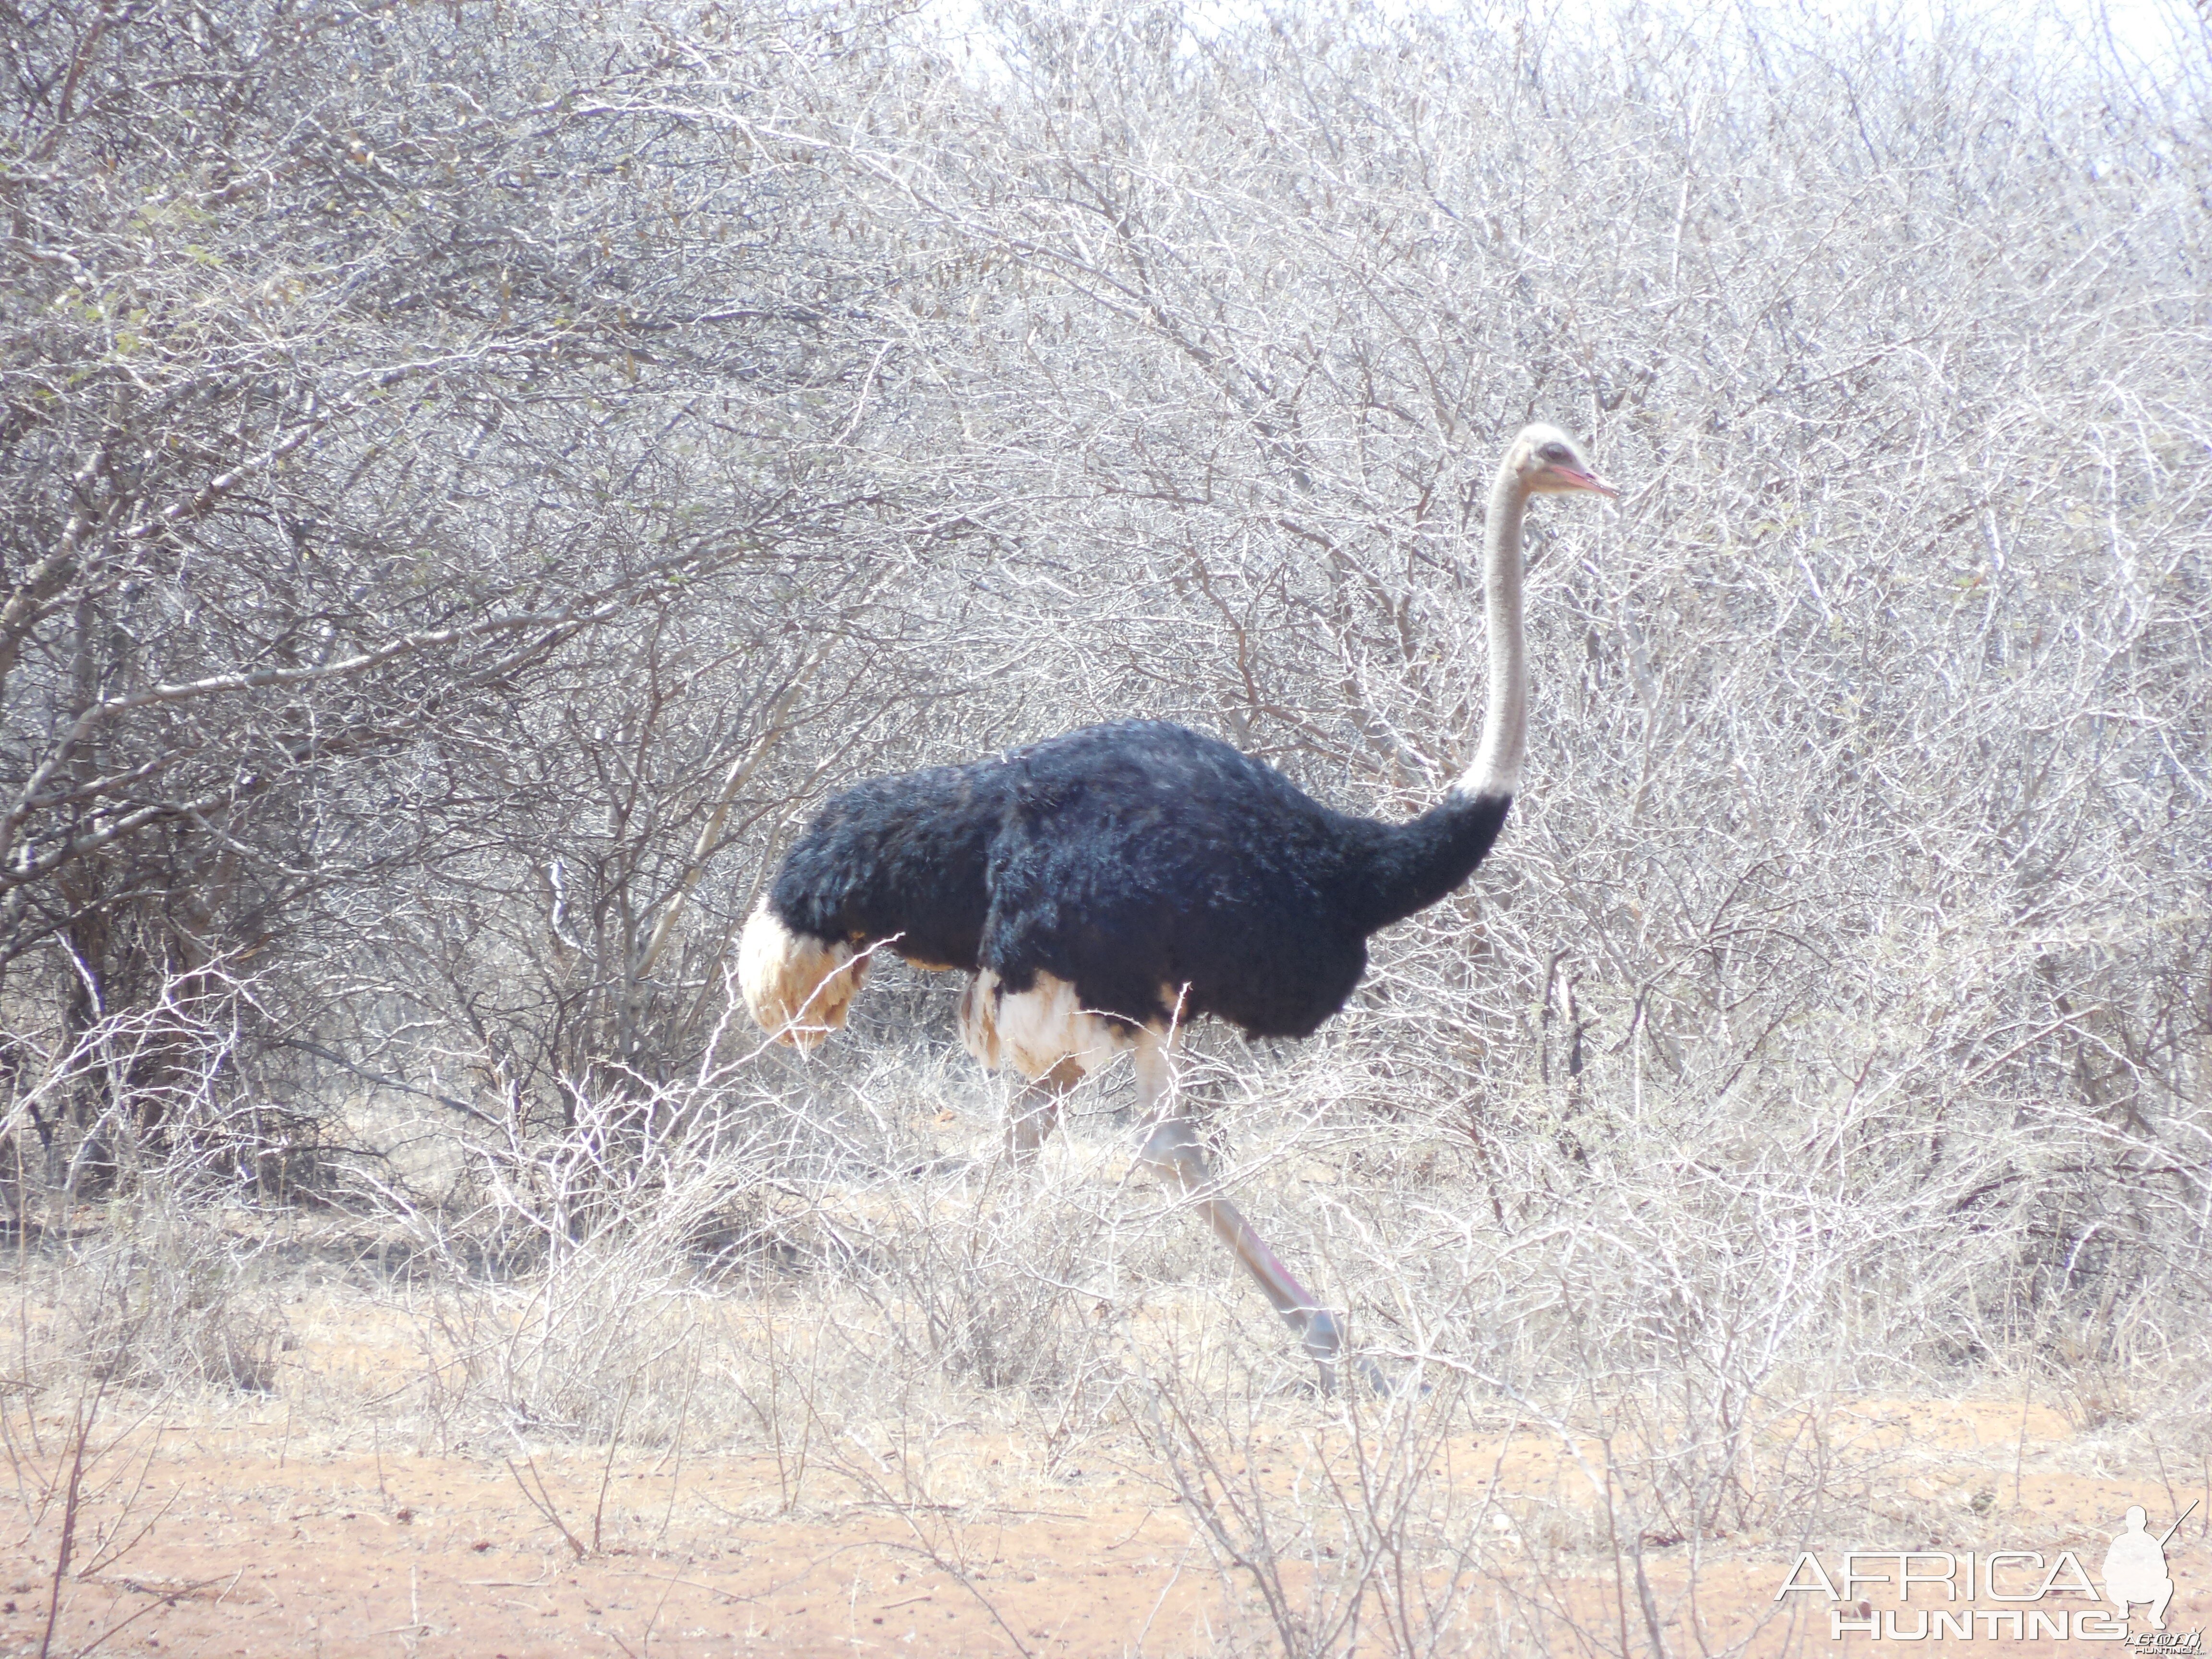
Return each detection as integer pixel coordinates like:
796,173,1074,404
1130,1031,1391,1394
1007,1058,1084,1162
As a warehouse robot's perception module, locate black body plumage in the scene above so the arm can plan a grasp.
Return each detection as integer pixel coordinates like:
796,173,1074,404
767,721,1511,1040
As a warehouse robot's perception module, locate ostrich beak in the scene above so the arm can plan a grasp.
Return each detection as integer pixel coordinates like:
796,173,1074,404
1545,462,1617,497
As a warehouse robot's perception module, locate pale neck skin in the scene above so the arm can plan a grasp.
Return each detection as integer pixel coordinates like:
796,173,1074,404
1453,455,1530,800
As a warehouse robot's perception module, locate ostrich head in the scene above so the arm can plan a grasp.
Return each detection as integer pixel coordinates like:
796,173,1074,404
1507,423,1617,497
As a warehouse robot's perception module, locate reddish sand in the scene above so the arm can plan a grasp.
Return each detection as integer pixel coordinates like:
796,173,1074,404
6,1397,2206,1657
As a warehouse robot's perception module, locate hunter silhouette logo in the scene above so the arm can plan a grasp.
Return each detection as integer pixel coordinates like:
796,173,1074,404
2103,1502,2190,1631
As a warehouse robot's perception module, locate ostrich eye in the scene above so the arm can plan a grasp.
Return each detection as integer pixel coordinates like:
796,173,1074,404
1539,445,1569,463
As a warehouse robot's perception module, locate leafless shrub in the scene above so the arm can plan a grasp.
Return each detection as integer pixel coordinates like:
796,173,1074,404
0,1362,206,1659
373,1057,792,1447
0,967,292,1396
782,1054,1134,1398
0,0,948,1155
49,1203,287,1396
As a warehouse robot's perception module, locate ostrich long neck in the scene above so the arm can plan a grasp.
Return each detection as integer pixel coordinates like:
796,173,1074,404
1342,453,1528,935
1455,455,1530,801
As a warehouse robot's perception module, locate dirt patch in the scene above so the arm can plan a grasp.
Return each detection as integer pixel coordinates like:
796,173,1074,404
9,1398,2207,1657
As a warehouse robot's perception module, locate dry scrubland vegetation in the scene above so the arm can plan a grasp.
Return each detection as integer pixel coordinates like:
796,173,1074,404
0,0,2208,1651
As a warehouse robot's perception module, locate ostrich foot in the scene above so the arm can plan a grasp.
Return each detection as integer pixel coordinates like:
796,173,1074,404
1294,1309,1407,1397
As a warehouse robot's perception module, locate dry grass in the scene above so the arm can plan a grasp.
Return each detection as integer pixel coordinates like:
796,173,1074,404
5,1022,2209,1655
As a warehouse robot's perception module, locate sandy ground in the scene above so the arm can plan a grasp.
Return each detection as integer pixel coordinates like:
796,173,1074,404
6,1394,2207,1658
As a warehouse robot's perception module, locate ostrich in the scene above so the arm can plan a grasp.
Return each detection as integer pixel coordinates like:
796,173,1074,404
740,424,1615,1384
